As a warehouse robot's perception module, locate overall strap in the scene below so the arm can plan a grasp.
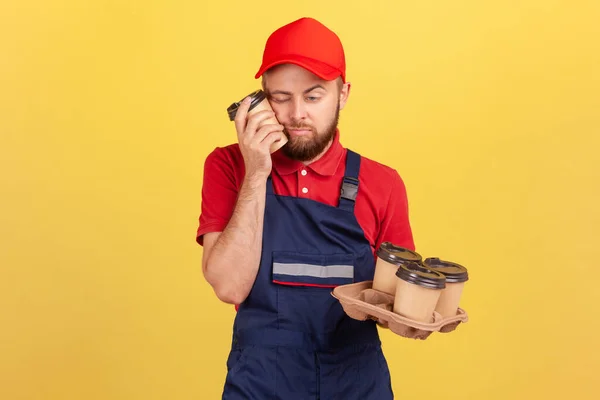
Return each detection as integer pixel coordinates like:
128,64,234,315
338,149,361,212
266,176,275,195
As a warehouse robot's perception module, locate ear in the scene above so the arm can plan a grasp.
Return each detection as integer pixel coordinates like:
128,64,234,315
339,82,351,110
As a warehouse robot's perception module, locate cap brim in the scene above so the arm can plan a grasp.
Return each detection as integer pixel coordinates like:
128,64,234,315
255,55,342,81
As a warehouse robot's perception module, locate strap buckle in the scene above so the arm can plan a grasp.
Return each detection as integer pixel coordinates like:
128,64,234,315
340,176,359,201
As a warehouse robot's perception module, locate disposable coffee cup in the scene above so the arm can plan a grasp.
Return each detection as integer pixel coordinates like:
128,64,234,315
423,257,469,318
373,242,422,295
227,89,288,153
393,262,446,323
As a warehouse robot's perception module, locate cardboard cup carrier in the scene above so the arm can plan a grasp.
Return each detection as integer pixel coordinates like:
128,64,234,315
332,242,469,340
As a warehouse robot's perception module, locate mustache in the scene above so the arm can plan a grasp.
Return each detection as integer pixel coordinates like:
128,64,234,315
285,124,315,130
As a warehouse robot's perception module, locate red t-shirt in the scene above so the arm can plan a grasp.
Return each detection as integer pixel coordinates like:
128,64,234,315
196,130,416,256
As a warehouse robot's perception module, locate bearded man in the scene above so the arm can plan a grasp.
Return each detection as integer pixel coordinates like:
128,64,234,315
196,17,415,400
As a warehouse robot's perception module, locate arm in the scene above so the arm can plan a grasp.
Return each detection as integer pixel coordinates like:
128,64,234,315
202,177,267,304
375,170,416,252
200,96,284,304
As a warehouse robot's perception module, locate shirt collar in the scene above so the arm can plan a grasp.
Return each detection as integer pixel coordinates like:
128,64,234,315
272,129,345,176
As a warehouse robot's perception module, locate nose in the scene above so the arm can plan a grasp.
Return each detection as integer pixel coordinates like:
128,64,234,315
290,97,308,121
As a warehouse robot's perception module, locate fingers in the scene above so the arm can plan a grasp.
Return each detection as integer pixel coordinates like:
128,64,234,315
243,109,277,139
234,97,252,136
262,130,285,150
251,123,285,147
234,97,278,140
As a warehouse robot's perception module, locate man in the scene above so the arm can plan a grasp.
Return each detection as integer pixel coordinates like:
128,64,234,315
196,17,415,399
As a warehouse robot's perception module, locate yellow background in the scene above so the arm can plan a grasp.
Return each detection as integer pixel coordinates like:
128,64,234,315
2,0,599,399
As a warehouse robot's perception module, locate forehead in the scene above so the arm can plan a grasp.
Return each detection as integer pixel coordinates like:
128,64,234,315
263,64,328,90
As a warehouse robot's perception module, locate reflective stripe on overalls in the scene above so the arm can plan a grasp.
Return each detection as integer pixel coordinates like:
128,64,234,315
222,150,394,400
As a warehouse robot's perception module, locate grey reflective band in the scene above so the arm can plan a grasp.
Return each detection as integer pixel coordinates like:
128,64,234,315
273,263,354,279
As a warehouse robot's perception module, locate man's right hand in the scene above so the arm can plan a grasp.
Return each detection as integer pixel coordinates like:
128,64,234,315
234,97,284,182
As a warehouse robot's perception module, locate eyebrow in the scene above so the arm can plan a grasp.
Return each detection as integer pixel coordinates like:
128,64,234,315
268,84,327,96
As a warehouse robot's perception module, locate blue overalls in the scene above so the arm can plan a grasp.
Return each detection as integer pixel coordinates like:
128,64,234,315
222,150,394,399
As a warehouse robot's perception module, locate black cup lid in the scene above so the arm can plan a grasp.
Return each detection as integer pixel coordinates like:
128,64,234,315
423,257,469,283
227,89,266,121
395,262,446,289
376,242,422,265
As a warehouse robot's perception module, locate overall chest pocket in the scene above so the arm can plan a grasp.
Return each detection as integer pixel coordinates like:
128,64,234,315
271,251,356,333
272,251,355,288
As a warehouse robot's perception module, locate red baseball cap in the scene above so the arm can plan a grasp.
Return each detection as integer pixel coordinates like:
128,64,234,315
255,17,346,82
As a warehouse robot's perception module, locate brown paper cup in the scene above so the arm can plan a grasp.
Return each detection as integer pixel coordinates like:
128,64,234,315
247,98,288,153
373,242,422,296
393,279,442,323
392,262,446,323
227,89,288,153
423,257,469,318
435,282,465,318
372,257,400,295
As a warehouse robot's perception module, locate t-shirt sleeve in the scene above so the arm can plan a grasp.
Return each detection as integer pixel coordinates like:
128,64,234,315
375,170,416,252
195,147,240,246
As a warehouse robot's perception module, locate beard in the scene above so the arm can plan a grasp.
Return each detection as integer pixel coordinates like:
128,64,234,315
281,102,340,162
